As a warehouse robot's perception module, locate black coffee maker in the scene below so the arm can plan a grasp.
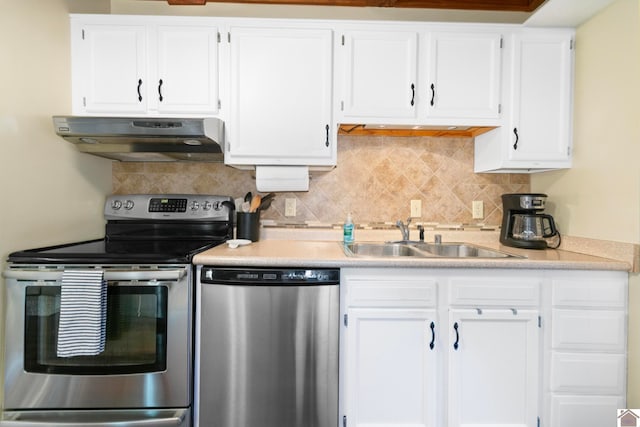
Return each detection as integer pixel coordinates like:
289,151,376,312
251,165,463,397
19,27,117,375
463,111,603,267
500,193,560,249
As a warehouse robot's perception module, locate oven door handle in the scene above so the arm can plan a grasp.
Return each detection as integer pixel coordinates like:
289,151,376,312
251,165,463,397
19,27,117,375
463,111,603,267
0,409,187,426
3,268,187,282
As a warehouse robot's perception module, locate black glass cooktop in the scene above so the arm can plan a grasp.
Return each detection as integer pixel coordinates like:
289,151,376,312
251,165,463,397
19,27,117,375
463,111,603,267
8,238,223,264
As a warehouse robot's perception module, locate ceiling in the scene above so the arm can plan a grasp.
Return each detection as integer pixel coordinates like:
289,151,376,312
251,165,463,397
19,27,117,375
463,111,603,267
167,0,546,12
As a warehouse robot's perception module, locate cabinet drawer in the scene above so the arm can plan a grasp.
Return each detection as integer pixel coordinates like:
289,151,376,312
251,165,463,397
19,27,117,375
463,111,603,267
552,277,627,308
346,279,437,308
550,395,624,427
552,309,626,351
449,278,539,307
551,352,626,394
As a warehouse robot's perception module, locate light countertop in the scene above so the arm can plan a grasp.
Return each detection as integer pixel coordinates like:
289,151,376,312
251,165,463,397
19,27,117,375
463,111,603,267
193,236,632,271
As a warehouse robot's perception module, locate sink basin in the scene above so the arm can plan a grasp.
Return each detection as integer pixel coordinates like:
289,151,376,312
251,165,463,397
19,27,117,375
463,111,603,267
343,241,521,259
411,243,519,258
343,243,432,258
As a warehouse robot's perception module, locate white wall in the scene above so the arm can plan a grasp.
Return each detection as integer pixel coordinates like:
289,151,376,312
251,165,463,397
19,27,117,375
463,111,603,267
531,0,640,405
0,0,112,406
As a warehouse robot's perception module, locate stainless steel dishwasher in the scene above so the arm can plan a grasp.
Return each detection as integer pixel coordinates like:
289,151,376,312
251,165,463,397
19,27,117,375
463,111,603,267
195,267,340,427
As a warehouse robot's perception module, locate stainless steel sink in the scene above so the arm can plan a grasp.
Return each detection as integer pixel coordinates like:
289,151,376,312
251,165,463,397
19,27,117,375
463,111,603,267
343,241,521,259
343,242,430,258
411,242,519,258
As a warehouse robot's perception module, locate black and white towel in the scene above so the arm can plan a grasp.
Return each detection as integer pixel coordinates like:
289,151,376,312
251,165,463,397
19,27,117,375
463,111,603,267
56,269,107,358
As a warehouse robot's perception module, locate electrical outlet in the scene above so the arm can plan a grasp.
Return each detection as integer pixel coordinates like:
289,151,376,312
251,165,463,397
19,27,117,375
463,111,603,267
285,198,296,217
472,200,484,219
410,200,422,218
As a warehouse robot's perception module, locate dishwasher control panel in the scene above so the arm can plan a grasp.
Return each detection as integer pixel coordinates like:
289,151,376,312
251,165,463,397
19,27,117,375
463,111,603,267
201,267,340,285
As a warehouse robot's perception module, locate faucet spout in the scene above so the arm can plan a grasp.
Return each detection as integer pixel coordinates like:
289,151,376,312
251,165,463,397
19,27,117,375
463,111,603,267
396,218,412,241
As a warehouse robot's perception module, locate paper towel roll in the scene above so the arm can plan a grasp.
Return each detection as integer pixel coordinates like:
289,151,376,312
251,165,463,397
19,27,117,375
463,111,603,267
255,166,309,192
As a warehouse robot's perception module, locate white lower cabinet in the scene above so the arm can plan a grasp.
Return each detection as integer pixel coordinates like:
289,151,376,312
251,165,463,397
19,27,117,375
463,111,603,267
546,271,628,427
341,268,628,427
448,309,539,427
345,308,438,427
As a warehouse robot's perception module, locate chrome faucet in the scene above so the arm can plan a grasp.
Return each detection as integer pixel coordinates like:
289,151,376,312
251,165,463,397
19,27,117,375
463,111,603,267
396,218,412,241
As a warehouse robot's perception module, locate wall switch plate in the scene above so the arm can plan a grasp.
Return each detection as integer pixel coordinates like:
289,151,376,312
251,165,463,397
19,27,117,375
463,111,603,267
472,200,484,219
285,198,296,217
410,199,422,218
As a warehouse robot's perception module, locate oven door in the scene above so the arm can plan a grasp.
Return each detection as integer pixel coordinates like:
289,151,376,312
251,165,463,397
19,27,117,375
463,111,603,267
2,265,192,411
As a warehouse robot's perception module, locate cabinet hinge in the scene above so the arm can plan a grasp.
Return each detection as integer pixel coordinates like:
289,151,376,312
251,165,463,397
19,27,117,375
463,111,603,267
498,103,502,114
341,34,345,46
343,313,348,326
343,415,347,427
538,316,542,328
538,416,541,427
217,32,221,43
567,146,572,157
227,32,231,43
570,39,574,50
82,29,85,40
500,37,503,49
217,99,222,109
340,100,344,111
82,97,86,107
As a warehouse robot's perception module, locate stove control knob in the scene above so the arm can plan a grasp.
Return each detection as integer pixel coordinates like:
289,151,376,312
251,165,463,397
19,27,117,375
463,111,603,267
124,200,135,210
203,201,212,211
190,201,200,211
111,200,123,210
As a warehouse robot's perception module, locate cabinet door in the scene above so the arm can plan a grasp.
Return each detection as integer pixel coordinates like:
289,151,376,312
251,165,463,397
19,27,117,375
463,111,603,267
345,308,438,427
74,24,147,114
448,309,539,427
508,32,573,163
226,26,333,166
153,25,219,114
340,30,418,120
428,32,502,119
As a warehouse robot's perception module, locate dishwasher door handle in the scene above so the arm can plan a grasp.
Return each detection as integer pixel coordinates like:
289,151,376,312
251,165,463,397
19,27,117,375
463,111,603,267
3,268,187,282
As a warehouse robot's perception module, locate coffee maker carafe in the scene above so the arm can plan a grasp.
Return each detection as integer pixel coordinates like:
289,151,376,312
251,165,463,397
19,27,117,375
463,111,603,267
500,193,561,249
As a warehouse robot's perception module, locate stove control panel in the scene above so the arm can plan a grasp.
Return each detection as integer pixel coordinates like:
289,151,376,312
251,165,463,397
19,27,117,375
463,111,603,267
105,194,233,221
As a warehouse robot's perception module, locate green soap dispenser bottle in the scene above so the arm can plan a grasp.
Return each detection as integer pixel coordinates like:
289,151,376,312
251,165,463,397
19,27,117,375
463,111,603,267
343,213,354,244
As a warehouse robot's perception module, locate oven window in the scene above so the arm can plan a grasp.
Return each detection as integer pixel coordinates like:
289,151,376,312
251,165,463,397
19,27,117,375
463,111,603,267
24,286,168,375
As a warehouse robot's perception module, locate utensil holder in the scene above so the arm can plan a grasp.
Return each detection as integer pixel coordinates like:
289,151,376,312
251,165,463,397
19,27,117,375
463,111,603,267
236,212,261,242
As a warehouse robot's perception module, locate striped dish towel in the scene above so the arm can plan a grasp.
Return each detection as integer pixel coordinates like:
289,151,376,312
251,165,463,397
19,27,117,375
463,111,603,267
56,269,107,357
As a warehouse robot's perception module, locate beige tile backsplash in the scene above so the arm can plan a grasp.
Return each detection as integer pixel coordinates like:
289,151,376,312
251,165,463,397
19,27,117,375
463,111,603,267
113,135,530,226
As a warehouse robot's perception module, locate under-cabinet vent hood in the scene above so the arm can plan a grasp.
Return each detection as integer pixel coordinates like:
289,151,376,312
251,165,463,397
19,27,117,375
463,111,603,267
52,116,224,162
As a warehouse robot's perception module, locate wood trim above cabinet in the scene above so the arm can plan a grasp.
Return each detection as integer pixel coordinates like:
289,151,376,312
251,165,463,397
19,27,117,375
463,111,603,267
166,0,546,12
339,124,496,138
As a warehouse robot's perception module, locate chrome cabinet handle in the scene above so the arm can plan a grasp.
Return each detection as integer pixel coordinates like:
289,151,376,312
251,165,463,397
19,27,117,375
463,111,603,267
453,322,460,350
158,79,164,102
430,83,435,106
513,127,519,150
429,321,435,350
410,83,415,106
137,78,143,102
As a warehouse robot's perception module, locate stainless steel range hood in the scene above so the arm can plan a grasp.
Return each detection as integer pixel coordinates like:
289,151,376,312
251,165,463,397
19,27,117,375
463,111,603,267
52,116,224,162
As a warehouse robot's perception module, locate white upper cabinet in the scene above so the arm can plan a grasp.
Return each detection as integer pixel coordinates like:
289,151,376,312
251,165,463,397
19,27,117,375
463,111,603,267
152,25,219,115
73,23,148,114
71,16,219,116
474,28,574,172
340,30,418,120
427,31,502,120
337,25,503,126
224,25,334,167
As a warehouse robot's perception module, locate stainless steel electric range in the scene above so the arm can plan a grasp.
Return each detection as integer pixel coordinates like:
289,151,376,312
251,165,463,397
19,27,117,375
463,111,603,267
1,194,234,427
